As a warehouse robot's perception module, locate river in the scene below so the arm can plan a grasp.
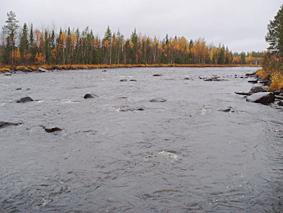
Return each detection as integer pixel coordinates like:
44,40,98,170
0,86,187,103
0,67,282,212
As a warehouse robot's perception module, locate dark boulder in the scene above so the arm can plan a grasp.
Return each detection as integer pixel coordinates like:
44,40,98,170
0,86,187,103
40,125,62,133
120,79,128,82
16,88,22,91
153,74,162,77
248,79,258,84
246,92,275,105
150,98,167,103
16,96,34,103
249,86,267,94
118,106,145,112
184,77,191,80
278,101,283,106
84,93,98,99
130,79,137,82
0,121,22,129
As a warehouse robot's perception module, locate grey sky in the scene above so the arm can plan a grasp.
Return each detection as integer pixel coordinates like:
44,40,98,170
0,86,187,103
0,0,282,52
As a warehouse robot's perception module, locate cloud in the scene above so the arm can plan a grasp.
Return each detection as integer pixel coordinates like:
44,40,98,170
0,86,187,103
0,0,282,52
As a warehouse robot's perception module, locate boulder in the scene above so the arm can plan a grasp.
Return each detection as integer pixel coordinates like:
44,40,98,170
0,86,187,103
245,72,257,77
248,79,258,84
84,93,98,99
120,79,128,82
246,92,275,105
16,88,22,91
38,67,48,72
249,86,267,94
149,98,167,103
258,79,270,86
153,74,162,77
16,96,34,103
130,79,137,82
40,125,62,133
0,121,22,129
278,101,283,106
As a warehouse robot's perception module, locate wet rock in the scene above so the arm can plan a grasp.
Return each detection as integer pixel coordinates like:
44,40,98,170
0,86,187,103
184,77,192,80
245,72,257,77
235,91,251,96
248,79,258,84
16,96,34,103
202,76,225,82
273,90,283,95
158,151,178,160
102,69,107,72
218,106,235,113
150,98,167,103
275,95,283,100
278,101,283,106
249,86,268,94
40,125,62,133
84,93,98,99
16,88,22,90
129,79,137,82
118,106,145,112
120,79,128,82
153,74,162,77
38,67,48,72
246,92,275,105
258,79,270,86
0,121,22,129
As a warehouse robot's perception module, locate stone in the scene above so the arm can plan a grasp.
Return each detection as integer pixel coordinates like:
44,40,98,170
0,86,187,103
246,92,275,105
16,97,34,103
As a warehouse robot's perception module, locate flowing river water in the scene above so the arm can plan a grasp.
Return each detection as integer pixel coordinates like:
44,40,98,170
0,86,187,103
0,67,282,212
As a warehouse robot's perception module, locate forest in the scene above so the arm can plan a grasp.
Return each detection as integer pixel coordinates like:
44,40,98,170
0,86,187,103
0,11,263,67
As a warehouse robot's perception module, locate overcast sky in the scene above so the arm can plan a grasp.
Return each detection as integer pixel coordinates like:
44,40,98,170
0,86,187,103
0,0,282,52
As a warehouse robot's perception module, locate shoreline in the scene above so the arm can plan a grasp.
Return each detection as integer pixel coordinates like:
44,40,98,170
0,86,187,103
0,64,260,73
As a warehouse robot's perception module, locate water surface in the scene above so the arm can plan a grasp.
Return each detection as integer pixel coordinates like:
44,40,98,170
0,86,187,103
0,67,282,212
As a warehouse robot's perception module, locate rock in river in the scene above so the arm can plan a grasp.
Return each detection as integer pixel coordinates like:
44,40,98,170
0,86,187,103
246,92,275,105
0,121,22,129
235,91,251,96
84,93,98,99
40,125,63,133
16,96,34,103
249,86,268,94
150,98,167,103
153,74,162,77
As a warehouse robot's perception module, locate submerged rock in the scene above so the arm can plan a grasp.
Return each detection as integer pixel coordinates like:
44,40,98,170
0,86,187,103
218,106,235,113
102,69,107,72
235,91,251,96
278,101,283,106
129,79,137,82
149,98,167,103
202,76,226,82
153,74,162,77
16,88,22,91
40,125,62,133
84,93,98,99
118,106,145,112
16,96,34,103
120,79,128,82
0,121,22,129
249,86,268,94
246,92,275,105
184,77,192,80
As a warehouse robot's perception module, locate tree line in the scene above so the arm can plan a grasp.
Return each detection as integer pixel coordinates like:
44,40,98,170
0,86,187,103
0,11,263,66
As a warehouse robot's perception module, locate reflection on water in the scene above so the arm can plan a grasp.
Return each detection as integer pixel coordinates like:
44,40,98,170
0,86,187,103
0,67,282,212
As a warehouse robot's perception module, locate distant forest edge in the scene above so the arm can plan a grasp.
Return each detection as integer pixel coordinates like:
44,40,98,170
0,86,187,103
0,11,264,69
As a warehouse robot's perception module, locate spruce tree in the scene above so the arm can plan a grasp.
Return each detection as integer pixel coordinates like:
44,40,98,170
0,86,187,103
19,23,29,63
266,4,283,56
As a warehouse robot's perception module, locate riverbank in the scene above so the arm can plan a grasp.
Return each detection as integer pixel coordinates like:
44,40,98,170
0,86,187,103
0,64,260,73
256,69,283,91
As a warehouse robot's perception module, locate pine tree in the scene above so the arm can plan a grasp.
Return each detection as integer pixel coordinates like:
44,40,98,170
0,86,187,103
266,4,283,56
